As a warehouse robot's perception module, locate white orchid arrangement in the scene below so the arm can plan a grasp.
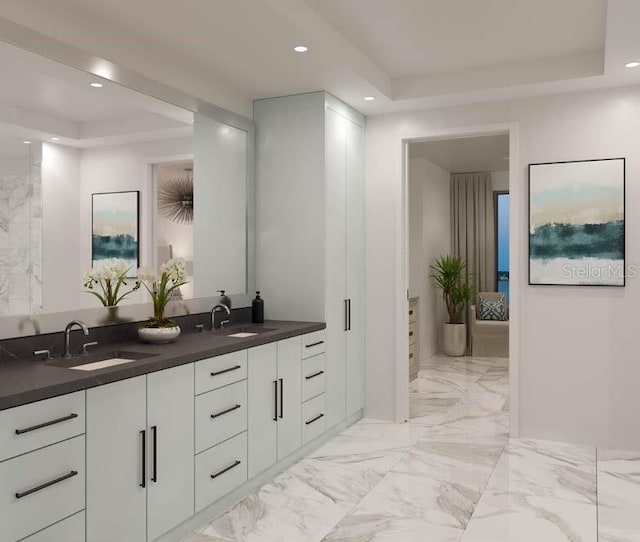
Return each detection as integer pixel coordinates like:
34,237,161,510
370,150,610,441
83,258,139,307
136,258,188,327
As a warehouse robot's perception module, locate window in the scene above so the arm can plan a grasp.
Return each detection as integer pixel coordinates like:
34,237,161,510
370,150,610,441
495,192,509,302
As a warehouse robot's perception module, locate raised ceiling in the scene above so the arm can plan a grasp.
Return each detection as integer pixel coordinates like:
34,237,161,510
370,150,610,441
0,0,638,117
410,135,509,173
0,40,192,147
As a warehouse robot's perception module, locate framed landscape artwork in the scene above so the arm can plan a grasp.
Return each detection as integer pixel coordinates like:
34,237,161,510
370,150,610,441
91,191,140,272
529,158,625,286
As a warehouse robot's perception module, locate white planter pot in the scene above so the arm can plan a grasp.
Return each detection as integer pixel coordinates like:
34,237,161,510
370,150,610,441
138,325,181,344
443,323,466,357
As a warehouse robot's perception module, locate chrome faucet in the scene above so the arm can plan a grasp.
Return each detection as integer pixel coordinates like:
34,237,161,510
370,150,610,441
64,320,89,358
210,304,231,330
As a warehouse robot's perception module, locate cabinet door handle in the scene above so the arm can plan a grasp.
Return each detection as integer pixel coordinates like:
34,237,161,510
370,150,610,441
305,341,324,348
210,404,241,420
273,380,278,422
348,299,352,331
139,430,146,488
305,413,324,425
210,460,241,480
151,426,158,483
344,299,348,331
15,470,78,499
210,365,241,377
15,413,78,435
305,370,325,380
279,378,283,419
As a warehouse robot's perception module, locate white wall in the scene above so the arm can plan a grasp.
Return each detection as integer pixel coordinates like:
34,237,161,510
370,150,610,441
492,170,509,191
408,157,450,361
42,143,81,312
366,84,640,450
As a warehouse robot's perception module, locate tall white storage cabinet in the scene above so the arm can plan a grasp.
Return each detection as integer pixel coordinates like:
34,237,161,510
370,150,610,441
255,92,365,429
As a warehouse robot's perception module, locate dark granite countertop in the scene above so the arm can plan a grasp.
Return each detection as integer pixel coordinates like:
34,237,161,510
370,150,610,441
0,320,325,411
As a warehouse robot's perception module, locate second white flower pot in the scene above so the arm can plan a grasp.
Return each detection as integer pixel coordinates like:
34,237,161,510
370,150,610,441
443,323,466,357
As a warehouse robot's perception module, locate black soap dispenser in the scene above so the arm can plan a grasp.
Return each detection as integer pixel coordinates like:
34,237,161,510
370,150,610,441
217,290,231,310
252,291,264,324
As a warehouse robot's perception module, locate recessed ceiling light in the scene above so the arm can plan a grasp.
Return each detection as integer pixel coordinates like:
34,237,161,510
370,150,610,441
625,61,640,68
90,82,104,88
23,140,31,144
364,96,375,101
293,45,308,53
50,137,60,141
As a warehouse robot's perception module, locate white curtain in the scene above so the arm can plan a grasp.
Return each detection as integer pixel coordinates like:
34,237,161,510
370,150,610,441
450,172,495,295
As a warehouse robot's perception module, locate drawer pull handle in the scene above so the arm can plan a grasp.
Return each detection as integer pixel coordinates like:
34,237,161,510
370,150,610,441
305,370,325,380
409,353,414,359
210,460,241,480
15,413,78,435
210,404,242,420
409,310,414,315
210,365,242,377
409,331,414,337
305,341,324,348
15,470,78,499
305,413,324,425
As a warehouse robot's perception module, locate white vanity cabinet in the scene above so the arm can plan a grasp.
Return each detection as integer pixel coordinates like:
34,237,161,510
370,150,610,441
247,337,302,478
86,364,194,542
255,92,366,432
0,392,86,542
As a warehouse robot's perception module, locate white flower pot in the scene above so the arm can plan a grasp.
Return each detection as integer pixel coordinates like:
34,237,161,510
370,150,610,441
138,325,181,344
443,323,466,357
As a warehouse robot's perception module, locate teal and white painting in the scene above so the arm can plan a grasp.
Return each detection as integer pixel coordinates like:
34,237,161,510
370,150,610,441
92,191,139,271
529,158,625,286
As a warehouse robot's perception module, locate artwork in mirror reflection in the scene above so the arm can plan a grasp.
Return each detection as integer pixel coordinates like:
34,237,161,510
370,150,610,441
529,158,625,286
91,191,139,272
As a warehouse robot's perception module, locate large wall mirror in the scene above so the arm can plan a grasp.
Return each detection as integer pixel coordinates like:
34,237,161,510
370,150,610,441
0,39,254,335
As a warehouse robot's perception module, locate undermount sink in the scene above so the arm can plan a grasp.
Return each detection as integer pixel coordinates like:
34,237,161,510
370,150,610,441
46,350,153,371
224,326,276,338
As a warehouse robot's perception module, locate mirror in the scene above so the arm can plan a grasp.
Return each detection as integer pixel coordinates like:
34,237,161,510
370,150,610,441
0,39,253,321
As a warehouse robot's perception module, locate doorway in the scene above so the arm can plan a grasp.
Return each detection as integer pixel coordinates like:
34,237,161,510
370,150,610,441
151,159,194,299
404,132,513,428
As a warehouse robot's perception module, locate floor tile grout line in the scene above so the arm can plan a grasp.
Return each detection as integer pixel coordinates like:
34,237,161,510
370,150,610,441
459,434,510,538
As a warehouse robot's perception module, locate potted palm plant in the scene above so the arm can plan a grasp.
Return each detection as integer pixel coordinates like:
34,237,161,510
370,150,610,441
429,254,475,357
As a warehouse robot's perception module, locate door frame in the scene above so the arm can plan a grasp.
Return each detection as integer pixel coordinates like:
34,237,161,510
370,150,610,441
396,122,521,437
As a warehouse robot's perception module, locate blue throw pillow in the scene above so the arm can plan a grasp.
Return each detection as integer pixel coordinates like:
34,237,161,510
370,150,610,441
478,294,507,321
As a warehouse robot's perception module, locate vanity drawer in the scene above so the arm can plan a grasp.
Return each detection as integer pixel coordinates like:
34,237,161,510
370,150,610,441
302,330,326,359
0,435,85,542
195,380,247,454
195,431,247,511
0,391,85,462
302,354,326,402
302,393,326,444
21,511,85,542
195,350,247,395
408,322,416,345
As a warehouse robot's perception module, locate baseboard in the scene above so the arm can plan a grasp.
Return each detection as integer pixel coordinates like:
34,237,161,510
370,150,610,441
156,410,364,542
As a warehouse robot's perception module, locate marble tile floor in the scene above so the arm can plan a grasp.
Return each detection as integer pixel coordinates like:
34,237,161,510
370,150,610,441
183,355,640,542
